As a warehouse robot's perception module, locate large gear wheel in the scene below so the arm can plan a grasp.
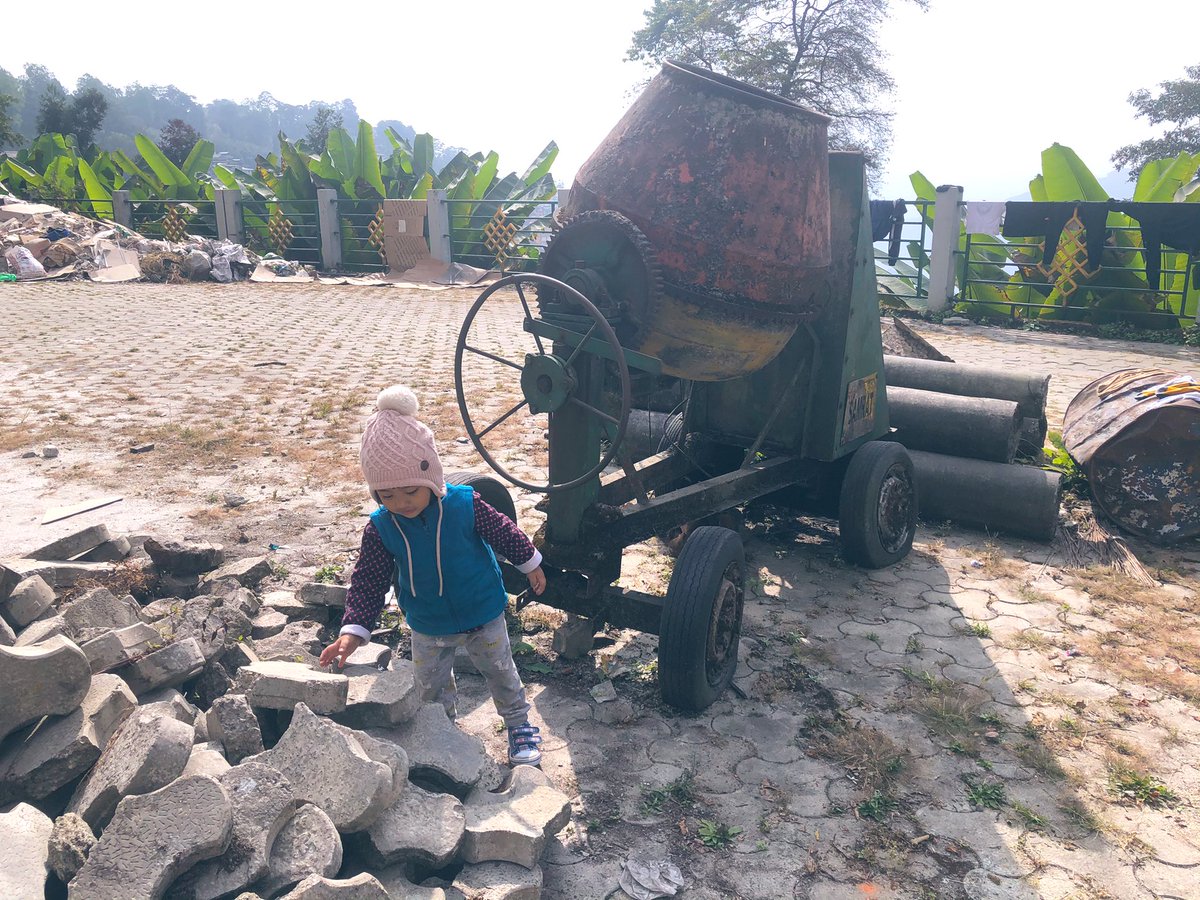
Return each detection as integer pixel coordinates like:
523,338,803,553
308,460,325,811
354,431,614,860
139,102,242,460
538,209,663,346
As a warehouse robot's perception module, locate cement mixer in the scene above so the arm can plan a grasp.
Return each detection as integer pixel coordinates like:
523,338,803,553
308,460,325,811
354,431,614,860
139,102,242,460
453,62,916,710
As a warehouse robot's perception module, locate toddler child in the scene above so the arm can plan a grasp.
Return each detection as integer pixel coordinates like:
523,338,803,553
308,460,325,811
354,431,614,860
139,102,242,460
319,385,547,765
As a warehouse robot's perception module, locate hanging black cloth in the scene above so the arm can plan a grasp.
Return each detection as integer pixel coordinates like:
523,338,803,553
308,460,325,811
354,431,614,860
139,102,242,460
1111,202,1200,291
869,199,908,265
1001,201,1111,271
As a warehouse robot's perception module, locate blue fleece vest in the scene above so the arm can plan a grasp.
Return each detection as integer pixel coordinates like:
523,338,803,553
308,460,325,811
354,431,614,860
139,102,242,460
370,483,508,636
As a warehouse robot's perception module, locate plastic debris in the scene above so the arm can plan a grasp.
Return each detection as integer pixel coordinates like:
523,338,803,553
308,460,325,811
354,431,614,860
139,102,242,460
4,245,47,280
618,858,686,900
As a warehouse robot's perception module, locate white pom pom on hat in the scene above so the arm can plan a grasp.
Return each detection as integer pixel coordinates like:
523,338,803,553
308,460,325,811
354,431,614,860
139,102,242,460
376,385,419,416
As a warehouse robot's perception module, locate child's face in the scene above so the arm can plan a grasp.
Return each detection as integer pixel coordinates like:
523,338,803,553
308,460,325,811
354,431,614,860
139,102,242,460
377,485,433,518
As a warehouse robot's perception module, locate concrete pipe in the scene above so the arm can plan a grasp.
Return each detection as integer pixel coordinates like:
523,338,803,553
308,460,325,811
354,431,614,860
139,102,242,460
909,450,1062,542
887,387,1022,463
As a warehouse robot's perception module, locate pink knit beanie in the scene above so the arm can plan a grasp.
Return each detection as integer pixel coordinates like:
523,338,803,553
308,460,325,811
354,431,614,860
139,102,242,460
359,386,446,497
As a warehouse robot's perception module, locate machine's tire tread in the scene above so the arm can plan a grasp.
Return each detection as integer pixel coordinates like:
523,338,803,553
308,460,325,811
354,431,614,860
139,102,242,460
445,471,518,524
837,441,918,569
659,526,744,711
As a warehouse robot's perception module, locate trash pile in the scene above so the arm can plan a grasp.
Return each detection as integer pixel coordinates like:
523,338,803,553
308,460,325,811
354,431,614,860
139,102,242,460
0,196,318,285
1,525,570,898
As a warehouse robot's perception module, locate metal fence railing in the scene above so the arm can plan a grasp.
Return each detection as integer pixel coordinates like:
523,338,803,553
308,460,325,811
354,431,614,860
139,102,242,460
130,199,219,242
241,199,321,268
335,198,388,273
446,198,557,272
874,199,931,307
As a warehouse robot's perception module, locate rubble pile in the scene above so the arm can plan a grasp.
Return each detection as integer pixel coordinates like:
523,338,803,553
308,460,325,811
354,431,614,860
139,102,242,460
1,525,570,899
0,196,292,284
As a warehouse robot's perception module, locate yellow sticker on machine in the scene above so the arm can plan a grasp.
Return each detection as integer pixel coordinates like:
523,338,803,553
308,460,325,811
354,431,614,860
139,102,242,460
841,373,878,444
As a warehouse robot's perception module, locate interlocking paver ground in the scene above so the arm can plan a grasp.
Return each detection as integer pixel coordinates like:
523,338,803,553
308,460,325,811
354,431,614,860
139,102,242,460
2,283,1198,898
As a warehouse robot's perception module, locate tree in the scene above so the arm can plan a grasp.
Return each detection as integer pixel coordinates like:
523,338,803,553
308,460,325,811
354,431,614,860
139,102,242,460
35,82,107,148
1112,64,1200,180
0,93,20,148
627,0,927,178
158,118,201,165
305,105,343,154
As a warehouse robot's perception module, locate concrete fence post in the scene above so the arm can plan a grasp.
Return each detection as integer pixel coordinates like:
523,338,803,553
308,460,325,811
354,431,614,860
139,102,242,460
214,189,244,244
426,189,452,263
926,184,964,312
111,190,132,229
316,188,342,271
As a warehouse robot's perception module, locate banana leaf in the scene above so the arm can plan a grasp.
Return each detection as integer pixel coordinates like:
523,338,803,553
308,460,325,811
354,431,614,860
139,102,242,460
472,152,500,200
413,133,434,181
135,134,191,190
77,158,113,218
520,142,558,184
181,140,215,180
355,120,386,199
1040,143,1108,203
409,172,433,200
43,156,76,198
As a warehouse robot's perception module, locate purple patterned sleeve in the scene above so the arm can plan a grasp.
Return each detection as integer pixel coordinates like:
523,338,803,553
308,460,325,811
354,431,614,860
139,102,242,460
340,521,394,640
473,492,542,574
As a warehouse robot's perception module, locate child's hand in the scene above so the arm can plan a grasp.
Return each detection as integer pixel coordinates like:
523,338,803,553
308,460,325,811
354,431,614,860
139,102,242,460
319,634,365,669
527,566,546,596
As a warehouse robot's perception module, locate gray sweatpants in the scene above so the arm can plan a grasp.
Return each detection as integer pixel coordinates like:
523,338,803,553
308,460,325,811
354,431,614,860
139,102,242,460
409,613,531,728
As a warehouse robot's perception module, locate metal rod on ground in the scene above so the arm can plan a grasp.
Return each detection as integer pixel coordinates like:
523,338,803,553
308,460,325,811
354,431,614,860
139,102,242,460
908,450,1062,542
887,387,1022,463
883,355,1050,453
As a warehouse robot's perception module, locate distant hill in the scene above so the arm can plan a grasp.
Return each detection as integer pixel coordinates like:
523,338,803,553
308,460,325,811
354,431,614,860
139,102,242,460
0,64,463,169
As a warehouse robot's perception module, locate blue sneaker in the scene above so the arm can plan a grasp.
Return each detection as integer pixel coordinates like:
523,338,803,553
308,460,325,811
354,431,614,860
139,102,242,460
507,722,543,766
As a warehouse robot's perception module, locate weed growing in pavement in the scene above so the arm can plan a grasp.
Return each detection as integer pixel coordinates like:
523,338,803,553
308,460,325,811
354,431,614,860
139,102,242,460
905,635,924,654
1059,797,1104,833
956,621,992,639
964,778,1007,810
314,563,343,583
1009,801,1047,830
1108,763,1178,807
1017,583,1054,604
640,771,697,815
1015,742,1065,779
697,819,743,849
857,791,898,822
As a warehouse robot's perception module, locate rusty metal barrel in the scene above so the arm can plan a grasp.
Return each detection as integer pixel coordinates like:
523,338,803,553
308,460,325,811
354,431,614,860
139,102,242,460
564,61,832,381
1063,368,1200,543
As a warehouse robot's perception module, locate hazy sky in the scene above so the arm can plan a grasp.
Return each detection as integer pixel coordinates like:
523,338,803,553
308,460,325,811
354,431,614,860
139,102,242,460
4,0,1195,201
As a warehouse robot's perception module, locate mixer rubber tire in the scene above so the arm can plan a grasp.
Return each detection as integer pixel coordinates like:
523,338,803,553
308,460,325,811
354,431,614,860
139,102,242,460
445,471,518,524
838,441,918,569
658,526,744,711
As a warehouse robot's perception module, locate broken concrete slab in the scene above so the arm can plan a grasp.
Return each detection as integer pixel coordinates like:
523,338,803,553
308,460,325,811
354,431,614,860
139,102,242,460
346,642,393,668
234,661,348,715
13,613,67,646
452,862,543,900
160,572,201,599
253,609,289,639
181,744,232,778
141,598,183,621
24,524,113,561
153,593,255,664
336,661,419,728
461,765,572,868
47,812,96,884
279,873,389,899
373,868,452,900
59,587,144,639
329,724,408,805
194,660,234,708
70,774,234,900
8,559,115,588
78,536,132,563
1,574,54,628
372,703,488,796
255,804,343,898
0,561,20,601
144,537,226,575
167,762,299,900
0,673,136,803
68,704,194,828
204,555,273,590
299,583,348,608
207,694,265,764
120,637,205,695
0,801,54,899
80,622,161,672
244,703,392,833
140,686,201,724
254,620,326,668
0,615,13,646
262,590,320,619
0,634,92,743
356,782,464,869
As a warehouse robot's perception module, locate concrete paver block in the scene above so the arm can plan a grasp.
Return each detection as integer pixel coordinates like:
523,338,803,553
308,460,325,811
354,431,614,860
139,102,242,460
47,812,95,884
255,804,342,898
60,587,144,639
235,661,349,715
262,590,320,619
121,637,206,695
0,801,54,899
330,722,408,804
155,594,255,663
254,621,326,668
80,621,161,672
207,694,265,763
244,703,393,833
374,867,452,899
462,765,572,868
0,634,92,743
0,673,136,803
1,574,54,628
551,615,595,659
372,702,488,795
13,613,67,646
78,535,133,562
70,774,234,900
337,661,419,727
279,873,389,899
356,782,464,868
299,582,348,608
194,660,234,708
452,861,543,900
168,761,299,900
0,615,13,646
0,561,20,601
24,524,113,561
346,641,392,668
204,555,273,589
68,704,195,828
202,580,262,618
181,744,232,778
253,609,289,639
144,537,226,575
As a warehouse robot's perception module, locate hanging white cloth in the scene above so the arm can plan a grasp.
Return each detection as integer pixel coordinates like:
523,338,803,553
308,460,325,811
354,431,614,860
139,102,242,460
965,202,1006,235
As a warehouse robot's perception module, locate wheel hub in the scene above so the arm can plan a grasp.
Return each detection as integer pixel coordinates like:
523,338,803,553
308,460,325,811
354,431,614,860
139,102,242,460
706,569,743,679
520,353,575,414
877,466,915,555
